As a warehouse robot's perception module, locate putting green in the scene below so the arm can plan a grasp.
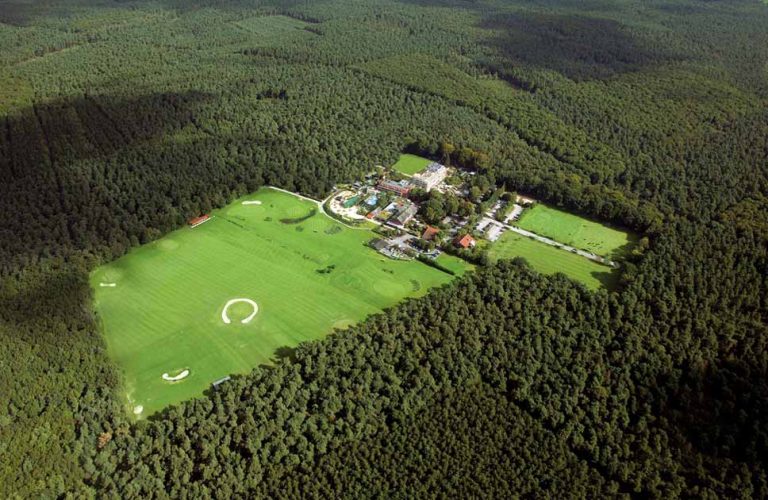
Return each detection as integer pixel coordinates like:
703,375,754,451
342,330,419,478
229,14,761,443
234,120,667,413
392,154,433,175
517,204,637,259
91,188,468,416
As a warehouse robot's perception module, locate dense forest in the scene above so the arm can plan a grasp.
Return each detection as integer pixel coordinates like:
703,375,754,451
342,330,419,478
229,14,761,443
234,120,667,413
1,0,767,496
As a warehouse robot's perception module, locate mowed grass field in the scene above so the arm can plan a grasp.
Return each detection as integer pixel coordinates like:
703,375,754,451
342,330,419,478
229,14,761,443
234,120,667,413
91,188,467,416
392,154,433,175
487,233,618,290
516,205,637,258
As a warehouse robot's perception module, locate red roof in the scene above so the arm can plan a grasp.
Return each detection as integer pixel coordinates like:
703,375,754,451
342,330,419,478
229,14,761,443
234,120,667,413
188,214,210,226
422,225,439,241
454,234,476,249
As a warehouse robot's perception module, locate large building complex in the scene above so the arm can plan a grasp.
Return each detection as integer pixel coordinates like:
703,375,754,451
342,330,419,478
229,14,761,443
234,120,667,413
410,162,448,191
378,179,412,196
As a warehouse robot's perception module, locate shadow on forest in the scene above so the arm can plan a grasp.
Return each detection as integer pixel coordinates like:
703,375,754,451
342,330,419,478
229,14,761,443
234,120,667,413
478,12,683,81
654,360,768,466
0,90,220,270
0,266,88,333
1,90,214,167
0,1,62,25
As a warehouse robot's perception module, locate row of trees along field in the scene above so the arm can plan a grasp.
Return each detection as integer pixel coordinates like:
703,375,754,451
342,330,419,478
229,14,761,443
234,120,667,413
1,0,767,496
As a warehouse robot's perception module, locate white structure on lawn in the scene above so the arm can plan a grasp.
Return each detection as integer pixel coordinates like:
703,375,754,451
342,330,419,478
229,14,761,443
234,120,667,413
410,162,448,192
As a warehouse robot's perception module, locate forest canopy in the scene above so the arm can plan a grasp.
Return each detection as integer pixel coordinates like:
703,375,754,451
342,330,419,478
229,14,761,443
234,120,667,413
1,0,767,497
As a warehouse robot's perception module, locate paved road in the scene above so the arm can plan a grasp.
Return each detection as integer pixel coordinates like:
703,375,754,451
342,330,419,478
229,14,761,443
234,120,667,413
271,186,617,268
268,186,375,230
482,216,617,267
267,186,322,204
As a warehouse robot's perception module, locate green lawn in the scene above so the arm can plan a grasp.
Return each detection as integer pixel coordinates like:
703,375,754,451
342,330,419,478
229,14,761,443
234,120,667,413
488,232,618,291
516,204,637,259
91,188,467,416
392,154,433,175
437,254,474,275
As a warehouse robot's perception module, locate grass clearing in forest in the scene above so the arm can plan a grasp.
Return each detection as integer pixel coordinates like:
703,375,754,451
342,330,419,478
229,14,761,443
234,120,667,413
488,232,618,291
91,188,467,416
392,154,433,175
233,15,314,43
516,204,637,259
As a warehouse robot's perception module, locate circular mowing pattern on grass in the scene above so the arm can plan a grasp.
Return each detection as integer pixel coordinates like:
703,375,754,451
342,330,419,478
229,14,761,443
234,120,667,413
159,239,179,251
331,272,363,289
221,298,259,324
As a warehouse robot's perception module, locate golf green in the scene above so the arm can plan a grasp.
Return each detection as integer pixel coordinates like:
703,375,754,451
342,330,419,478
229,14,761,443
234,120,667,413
91,188,468,416
392,154,433,175
517,204,637,258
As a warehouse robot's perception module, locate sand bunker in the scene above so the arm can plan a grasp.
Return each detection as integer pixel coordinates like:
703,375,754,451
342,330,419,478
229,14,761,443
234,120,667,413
133,405,144,415
100,283,117,287
242,200,263,205
221,298,259,324
162,369,190,382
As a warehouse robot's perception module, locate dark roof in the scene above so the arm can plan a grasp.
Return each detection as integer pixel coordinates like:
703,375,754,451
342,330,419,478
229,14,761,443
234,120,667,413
370,238,390,251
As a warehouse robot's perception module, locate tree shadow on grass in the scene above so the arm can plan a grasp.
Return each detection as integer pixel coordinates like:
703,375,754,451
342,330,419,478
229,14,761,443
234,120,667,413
590,267,619,291
273,346,298,363
607,235,642,263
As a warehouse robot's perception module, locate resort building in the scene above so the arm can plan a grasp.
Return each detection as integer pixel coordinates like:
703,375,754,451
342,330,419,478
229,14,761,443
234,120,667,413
410,162,448,191
378,179,411,197
390,203,418,227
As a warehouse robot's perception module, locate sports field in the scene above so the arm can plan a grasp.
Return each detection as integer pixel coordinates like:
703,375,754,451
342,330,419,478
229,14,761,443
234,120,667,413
516,205,637,258
487,232,617,290
392,154,433,175
91,188,467,416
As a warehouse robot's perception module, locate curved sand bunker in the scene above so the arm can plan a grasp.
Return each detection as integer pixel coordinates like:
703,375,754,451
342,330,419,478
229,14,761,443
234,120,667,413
242,200,262,205
221,298,259,324
162,369,190,382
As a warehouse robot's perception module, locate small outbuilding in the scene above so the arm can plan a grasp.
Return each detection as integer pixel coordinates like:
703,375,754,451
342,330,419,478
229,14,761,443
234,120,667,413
212,375,231,390
370,238,390,251
188,214,211,228
422,225,440,241
453,234,476,249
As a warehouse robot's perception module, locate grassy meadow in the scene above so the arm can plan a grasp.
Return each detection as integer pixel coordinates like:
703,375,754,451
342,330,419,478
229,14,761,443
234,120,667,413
488,232,618,290
392,154,432,175
91,188,467,416
516,204,637,258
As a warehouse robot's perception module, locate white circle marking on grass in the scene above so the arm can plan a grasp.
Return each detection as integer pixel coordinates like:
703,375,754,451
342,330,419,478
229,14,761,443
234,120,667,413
221,298,259,324
162,369,190,382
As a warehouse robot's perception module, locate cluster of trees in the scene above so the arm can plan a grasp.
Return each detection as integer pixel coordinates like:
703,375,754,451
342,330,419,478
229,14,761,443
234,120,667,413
1,0,767,497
